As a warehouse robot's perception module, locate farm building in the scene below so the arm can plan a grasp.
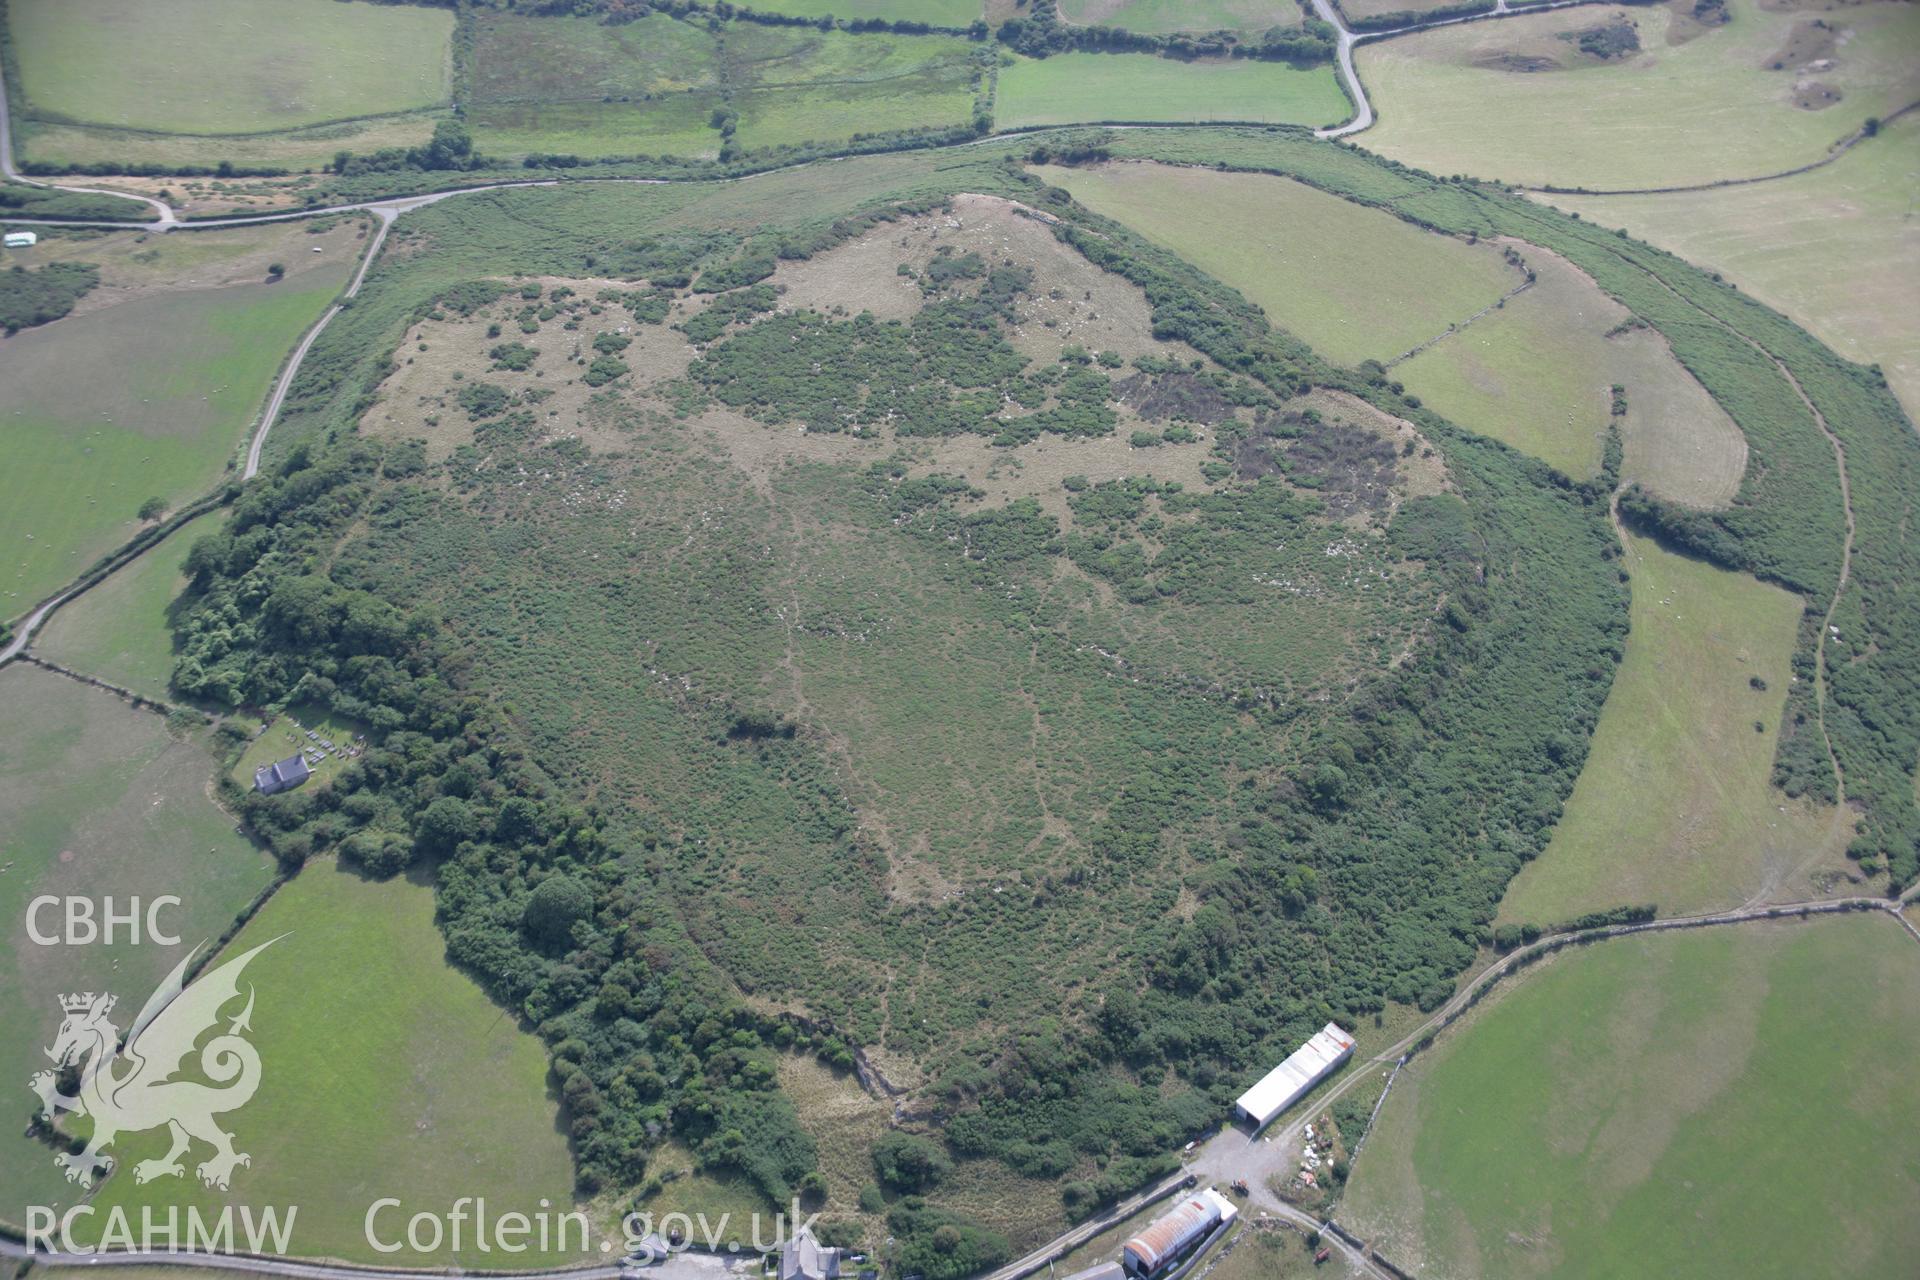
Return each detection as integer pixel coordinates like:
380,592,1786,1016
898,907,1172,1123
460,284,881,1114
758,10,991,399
253,754,312,795
1120,1188,1237,1278
1233,1022,1355,1131
4,231,36,248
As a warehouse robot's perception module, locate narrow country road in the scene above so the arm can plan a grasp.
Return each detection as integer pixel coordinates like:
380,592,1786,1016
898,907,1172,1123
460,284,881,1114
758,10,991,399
1310,0,1614,139
1308,0,1372,139
0,60,173,223
244,206,395,478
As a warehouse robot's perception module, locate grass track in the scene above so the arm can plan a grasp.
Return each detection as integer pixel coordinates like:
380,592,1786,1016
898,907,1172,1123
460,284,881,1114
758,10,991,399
86,858,578,1264
1039,162,1514,365
1546,113,1920,424
35,509,225,701
0,664,274,1226
1341,912,1920,1280
995,53,1348,128
1,267,347,613
1355,0,1920,189
1500,531,1843,923
6,0,453,136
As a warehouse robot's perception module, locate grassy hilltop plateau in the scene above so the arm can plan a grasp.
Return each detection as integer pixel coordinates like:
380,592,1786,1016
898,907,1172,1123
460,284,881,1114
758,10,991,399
2,1,1917,1278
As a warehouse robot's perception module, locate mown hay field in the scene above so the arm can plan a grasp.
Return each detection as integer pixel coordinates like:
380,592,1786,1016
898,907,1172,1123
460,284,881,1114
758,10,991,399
1039,162,1517,366
995,53,1349,128
0,665,275,1226
5,0,453,136
88,858,579,1264
36,509,225,702
1355,0,1920,189
1547,112,1920,424
1058,0,1303,31
1341,912,1920,1280
0,262,347,612
1499,531,1846,924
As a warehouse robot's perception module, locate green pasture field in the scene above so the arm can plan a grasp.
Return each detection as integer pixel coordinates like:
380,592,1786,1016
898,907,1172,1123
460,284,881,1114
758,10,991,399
1355,0,1920,189
724,22,977,83
1548,113,1920,424
13,114,445,174
463,15,977,159
734,76,977,149
1396,243,1749,495
0,664,275,1225
1341,912,1920,1280
36,510,226,702
1210,1225,1366,1280
1040,161,1518,365
742,0,982,20
1057,0,1303,32
13,216,371,298
466,97,724,163
87,857,578,1264
5,0,453,136
468,11,719,103
1337,0,1487,23
995,53,1349,128
1393,248,1608,479
1500,531,1844,924
0,265,346,614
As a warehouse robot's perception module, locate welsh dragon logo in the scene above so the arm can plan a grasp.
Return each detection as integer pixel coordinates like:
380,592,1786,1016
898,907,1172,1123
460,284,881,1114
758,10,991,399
30,939,279,1191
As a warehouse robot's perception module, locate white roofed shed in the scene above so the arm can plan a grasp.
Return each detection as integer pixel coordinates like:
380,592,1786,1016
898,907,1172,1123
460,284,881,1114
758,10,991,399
1233,1022,1355,1130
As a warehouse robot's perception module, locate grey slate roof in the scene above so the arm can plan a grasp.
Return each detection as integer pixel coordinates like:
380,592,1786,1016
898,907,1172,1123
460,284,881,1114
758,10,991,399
254,754,313,794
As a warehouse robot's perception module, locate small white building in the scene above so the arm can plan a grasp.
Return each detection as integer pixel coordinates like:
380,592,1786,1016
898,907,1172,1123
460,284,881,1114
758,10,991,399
1233,1022,1355,1131
4,231,37,249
